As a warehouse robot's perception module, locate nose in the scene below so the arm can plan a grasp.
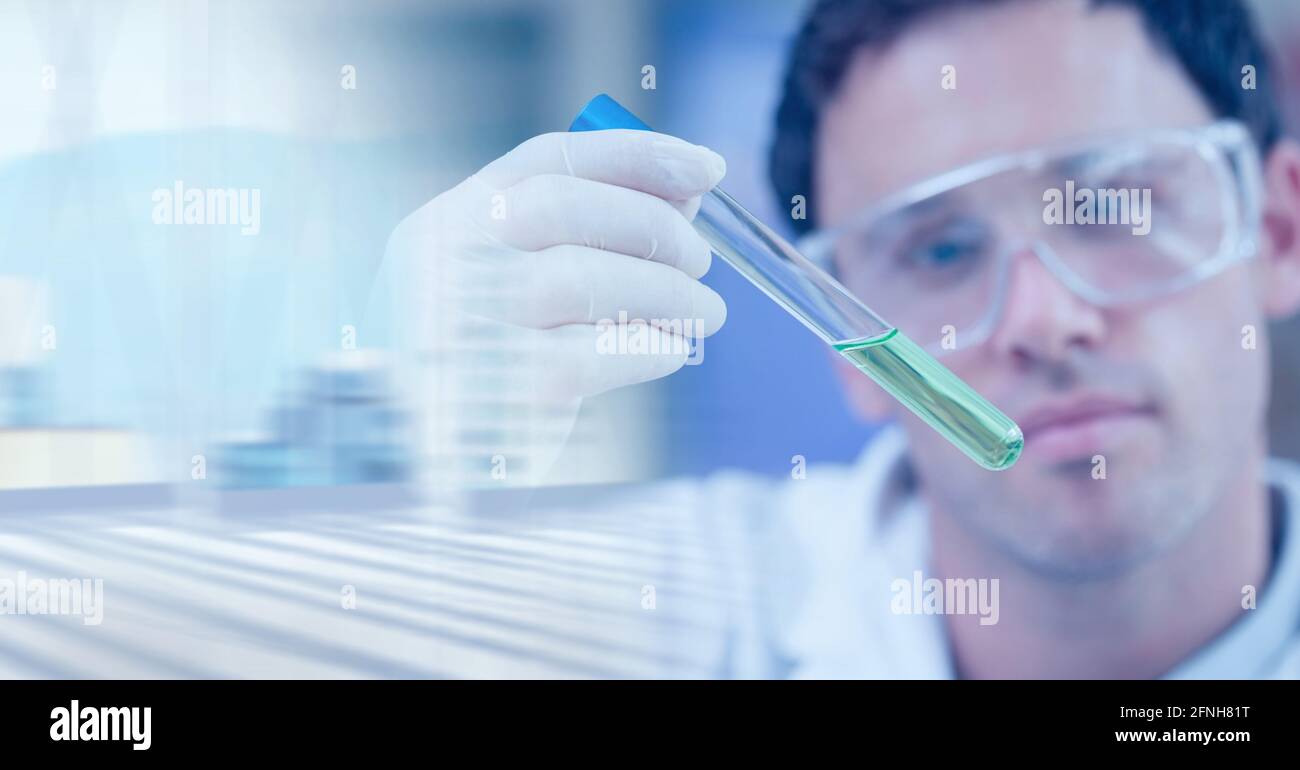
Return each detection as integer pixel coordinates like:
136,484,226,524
987,243,1108,366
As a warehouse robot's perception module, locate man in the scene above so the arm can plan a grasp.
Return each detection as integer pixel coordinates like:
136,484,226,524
383,0,1300,678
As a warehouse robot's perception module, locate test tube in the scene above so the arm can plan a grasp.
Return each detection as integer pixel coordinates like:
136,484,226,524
570,94,1022,471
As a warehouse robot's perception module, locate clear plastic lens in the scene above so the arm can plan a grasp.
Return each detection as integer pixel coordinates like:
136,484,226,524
819,125,1257,354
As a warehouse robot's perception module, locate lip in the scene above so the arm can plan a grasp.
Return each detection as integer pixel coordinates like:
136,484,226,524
1016,393,1159,464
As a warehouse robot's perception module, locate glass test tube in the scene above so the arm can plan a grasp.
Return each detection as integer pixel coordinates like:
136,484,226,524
570,94,1022,471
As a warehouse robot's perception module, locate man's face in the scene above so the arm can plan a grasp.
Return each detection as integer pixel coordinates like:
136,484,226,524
816,0,1273,577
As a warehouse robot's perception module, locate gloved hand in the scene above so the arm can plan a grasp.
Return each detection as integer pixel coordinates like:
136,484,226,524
378,129,728,488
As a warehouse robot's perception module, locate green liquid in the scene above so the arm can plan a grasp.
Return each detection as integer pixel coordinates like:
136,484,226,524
834,329,1023,471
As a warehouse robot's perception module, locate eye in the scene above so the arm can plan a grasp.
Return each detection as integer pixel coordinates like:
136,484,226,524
895,217,991,273
919,240,969,265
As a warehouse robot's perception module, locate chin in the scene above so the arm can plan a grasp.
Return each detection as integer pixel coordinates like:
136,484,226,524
1019,523,1169,579
996,484,1204,580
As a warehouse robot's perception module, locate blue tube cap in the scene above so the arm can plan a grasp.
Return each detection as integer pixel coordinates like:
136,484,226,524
569,93,653,133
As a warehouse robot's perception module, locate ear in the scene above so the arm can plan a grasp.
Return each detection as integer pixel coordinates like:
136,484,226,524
828,348,894,422
1257,138,1300,320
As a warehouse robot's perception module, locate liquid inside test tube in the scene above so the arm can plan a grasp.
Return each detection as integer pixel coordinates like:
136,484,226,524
833,329,1023,470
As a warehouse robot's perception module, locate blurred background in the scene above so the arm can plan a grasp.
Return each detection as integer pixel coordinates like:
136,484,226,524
1,0,1299,492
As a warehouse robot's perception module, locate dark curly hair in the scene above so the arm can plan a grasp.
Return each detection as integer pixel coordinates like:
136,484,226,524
769,0,1284,235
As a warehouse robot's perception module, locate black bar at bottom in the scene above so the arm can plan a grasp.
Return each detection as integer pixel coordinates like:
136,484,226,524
0,680,1287,757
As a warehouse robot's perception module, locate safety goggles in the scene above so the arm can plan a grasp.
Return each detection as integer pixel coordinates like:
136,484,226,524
797,120,1263,354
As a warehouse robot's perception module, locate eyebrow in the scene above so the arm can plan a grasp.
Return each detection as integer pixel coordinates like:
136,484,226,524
871,188,975,235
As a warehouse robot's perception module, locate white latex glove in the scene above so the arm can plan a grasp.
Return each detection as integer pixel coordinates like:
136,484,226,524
378,129,728,488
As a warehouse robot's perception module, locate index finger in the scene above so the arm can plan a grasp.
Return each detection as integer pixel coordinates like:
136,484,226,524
473,129,727,202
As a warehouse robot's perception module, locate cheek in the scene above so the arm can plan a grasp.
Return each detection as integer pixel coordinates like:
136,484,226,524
1128,272,1262,364
1113,276,1270,431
